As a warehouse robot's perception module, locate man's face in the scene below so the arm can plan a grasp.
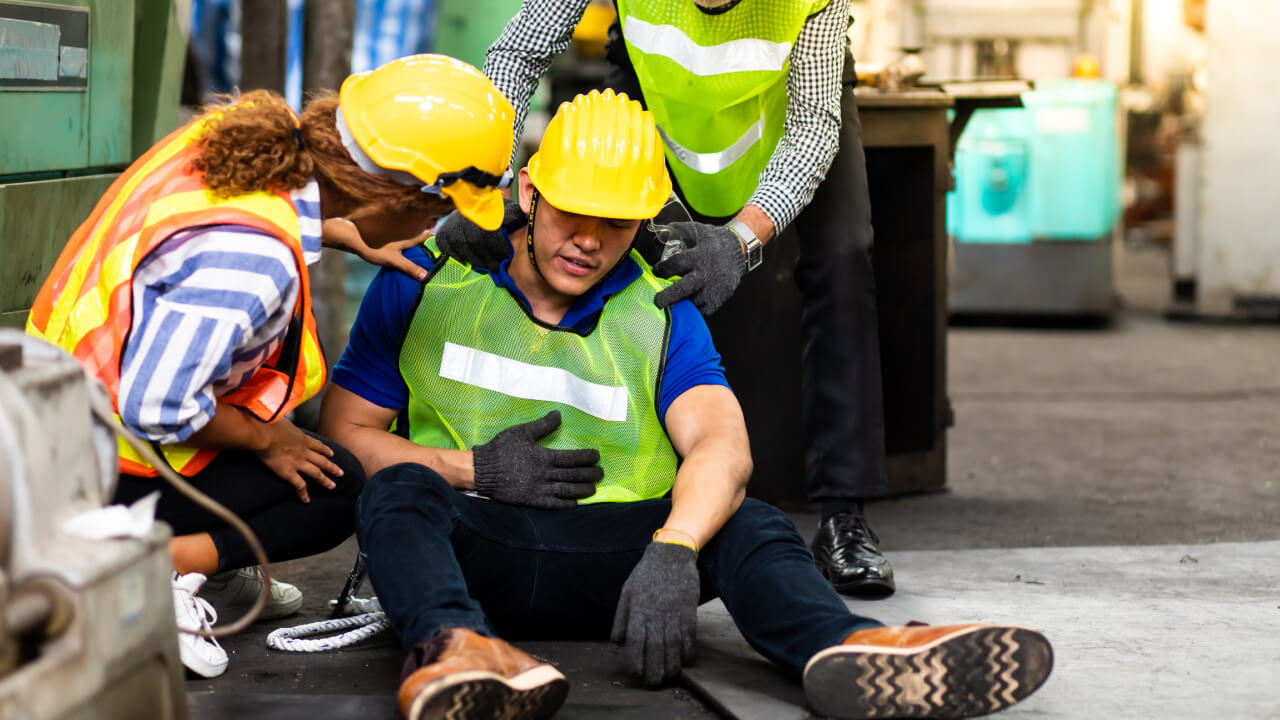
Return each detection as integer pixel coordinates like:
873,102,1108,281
516,169,643,298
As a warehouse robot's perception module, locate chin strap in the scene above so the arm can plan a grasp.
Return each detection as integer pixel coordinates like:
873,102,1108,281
525,188,549,284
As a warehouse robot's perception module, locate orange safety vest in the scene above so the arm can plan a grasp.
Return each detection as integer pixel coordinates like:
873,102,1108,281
26,112,327,477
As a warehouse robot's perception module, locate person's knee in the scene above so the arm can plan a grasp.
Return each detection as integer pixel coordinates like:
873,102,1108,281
359,463,452,518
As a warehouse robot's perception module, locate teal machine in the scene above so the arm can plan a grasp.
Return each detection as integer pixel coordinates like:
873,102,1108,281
0,0,187,329
948,78,1121,317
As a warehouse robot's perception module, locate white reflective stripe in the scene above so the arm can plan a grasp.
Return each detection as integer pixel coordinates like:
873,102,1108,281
439,342,629,423
657,118,763,174
624,17,792,76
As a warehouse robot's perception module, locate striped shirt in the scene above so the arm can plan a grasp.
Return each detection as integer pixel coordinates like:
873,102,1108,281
117,180,324,444
482,0,850,231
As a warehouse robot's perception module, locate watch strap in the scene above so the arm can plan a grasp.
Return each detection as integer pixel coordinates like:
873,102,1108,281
727,219,763,272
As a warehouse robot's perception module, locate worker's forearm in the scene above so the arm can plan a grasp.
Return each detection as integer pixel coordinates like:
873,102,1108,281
328,423,474,489
185,401,271,452
662,438,752,550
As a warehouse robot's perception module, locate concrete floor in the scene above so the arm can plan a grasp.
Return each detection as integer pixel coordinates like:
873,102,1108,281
190,246,1280,719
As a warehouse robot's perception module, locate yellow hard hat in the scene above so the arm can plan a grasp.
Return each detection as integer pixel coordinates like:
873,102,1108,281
527,89,672,220
339,54,515,230
1072,54,1101,79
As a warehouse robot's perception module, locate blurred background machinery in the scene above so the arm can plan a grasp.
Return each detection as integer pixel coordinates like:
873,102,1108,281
902,0,1128,318
0,330,187,720
949,78,1122,317
1170,1,1280,320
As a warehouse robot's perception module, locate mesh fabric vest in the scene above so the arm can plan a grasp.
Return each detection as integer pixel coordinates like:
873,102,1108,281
616,0,831,217
399,248,679,504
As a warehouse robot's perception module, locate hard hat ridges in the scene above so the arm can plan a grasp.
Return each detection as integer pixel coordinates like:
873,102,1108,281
527,89,671,220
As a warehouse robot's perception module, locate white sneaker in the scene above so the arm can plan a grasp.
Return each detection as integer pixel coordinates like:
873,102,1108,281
201,566,304,621
172,572,229,678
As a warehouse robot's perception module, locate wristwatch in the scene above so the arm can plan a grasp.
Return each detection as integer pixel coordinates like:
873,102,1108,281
727,219,763,273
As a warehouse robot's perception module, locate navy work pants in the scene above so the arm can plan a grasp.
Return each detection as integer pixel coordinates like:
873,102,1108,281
358,463,881,675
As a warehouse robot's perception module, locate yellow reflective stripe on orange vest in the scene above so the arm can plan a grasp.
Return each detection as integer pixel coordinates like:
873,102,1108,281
146,188,301,240
115,413,201,470
301,330,325,401
63,232,140,349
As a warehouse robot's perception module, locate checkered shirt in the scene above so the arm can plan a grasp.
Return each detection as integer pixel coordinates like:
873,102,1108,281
483,0,851,231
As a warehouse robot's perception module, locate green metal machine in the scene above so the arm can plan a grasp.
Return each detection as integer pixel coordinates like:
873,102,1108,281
0,0,188,328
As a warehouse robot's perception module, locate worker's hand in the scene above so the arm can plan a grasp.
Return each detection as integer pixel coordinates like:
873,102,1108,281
322,217,429,281
434,200,526,272
652,222,747,316
472,410,602,508
610,541,700,686
256,419,342,504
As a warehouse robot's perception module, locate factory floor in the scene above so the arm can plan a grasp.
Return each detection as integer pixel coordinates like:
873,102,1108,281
188,245,1280,719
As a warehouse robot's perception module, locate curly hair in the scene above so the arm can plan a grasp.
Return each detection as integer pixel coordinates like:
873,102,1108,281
191,89,439,217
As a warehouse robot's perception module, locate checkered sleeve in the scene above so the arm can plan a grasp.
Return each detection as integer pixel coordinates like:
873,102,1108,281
482,0,591,167
747,0,850,232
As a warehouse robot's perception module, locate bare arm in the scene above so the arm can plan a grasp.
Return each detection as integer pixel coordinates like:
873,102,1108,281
318,384,475,488
186,401,272,451
187,401,341,503
658,385,753,549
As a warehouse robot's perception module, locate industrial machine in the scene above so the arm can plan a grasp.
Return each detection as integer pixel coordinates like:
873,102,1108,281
902,0,1126,317
0,330,188,720
0,0,188,330
948,78,1122,316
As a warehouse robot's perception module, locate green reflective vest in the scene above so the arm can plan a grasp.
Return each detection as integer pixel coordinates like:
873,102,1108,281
616,0,831,218
399,246,679,504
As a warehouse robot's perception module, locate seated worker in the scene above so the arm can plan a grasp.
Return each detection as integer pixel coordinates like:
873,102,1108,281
26,55,516,678
319,90,1052,720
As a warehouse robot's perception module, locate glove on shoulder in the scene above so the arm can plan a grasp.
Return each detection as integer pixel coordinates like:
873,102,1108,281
435,199,527,271
652,221,746,316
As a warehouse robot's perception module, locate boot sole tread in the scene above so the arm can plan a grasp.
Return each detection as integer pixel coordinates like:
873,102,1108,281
803,625,1053,719
407,665,569,720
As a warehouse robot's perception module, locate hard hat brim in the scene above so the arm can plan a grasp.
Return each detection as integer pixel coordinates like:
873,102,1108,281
443,181,504,231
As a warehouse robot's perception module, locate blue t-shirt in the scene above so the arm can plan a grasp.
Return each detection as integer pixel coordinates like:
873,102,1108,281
332,244,728,422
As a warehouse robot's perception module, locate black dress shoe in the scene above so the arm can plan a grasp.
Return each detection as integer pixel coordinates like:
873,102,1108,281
811,512,895,598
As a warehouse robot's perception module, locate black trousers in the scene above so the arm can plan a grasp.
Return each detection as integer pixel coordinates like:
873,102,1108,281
113,430,366,573
360,464,879,673
605,34,887,501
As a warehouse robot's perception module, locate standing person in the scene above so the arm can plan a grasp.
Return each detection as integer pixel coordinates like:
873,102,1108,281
26,54,515,678
321,89,1051,720
437,0,895,598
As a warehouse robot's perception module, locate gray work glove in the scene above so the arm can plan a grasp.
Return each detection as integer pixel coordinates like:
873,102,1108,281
610,541,700,686
434,199,526,271
652,221,747,316
472,410,602,509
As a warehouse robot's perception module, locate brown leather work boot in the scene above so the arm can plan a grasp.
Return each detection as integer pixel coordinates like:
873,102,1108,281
397,628,569,720
803,623,1053,719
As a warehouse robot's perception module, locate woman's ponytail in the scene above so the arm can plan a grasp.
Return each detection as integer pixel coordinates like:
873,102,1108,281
192,90,314,197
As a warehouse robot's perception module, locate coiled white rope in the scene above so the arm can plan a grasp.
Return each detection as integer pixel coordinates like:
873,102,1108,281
266,597,389,652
